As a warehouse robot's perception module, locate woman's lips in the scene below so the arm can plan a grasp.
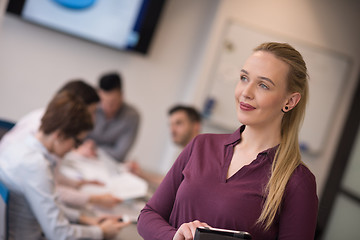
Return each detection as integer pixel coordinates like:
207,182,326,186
240,102,256,111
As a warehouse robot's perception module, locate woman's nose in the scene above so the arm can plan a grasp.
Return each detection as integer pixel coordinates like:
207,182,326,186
242,83,255,99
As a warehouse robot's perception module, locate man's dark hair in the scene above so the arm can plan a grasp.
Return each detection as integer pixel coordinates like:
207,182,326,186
168,105,202,123
99,72,122,91
57,80,100,105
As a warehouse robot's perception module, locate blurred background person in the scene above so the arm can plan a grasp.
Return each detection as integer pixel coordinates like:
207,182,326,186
168,105,202,148
0,91,129,240
77,72,140,163
0,80,122,210
0,80,99,150
129,105,202,188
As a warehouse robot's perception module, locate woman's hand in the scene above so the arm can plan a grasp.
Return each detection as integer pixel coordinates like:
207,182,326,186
173,220,210,240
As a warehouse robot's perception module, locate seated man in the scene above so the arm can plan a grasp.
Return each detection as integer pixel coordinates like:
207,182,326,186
78,72,140,163
130,104,202,187
168,105,202,148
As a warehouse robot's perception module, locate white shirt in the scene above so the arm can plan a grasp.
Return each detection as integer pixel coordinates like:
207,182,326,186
0,108,92,208
0,134,103,240
0,108,44,151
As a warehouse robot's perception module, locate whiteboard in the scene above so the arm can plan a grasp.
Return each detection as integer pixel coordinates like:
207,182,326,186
204,20,351,155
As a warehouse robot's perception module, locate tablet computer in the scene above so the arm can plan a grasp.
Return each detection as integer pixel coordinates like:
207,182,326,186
194,227,252,240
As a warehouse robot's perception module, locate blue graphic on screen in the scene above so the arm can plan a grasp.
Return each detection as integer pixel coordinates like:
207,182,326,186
22,0,143,49
7,0,166,53
52,0,96,9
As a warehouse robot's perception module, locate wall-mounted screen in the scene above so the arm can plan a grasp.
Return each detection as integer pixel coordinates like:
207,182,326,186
6,0,167,54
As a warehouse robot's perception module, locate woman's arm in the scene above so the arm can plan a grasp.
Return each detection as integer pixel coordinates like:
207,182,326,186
278,166,318,240
137,140,194,240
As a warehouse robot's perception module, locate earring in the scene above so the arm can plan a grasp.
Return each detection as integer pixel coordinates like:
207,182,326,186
281,106,289,113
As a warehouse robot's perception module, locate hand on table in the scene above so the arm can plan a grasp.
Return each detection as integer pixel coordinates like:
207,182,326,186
173,220,211,240
79,214,131,239
75,139,97,158
126,161,142,176
97,214,124,223
76,179,104,189
89,193,123,208
99,218,131,239
78,215,104,226
79,214,124,225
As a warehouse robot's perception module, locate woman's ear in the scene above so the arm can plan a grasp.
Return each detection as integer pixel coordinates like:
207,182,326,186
285,92,301,111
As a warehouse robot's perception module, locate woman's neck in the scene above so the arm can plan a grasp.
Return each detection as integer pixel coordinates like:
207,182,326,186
240,124,281,154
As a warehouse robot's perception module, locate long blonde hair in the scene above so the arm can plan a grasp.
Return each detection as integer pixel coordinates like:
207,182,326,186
254,42,309,230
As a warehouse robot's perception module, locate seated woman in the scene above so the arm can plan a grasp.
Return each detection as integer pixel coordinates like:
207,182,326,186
0,91,128,240
137,42,318,240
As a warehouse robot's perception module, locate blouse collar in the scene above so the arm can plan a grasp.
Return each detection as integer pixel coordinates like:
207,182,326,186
224,125,279,157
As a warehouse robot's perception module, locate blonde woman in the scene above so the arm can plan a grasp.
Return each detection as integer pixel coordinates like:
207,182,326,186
137,42,318,240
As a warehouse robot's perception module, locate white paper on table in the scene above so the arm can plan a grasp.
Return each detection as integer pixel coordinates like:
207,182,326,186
60,149,148,200
80,172,148,200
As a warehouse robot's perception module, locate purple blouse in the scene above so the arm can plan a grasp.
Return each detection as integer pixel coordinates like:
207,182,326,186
137,127,318,240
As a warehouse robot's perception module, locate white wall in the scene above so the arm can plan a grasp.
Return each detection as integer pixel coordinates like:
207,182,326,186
191,0,360,196
0,0,359,197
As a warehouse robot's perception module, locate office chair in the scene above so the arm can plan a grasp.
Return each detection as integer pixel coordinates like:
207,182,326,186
0,119,13,240
0,119,15,141
0,181,9,240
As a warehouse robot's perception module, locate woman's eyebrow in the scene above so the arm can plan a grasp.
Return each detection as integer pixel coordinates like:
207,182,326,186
240,69,248,74
259,76,275,86
240,69,275,86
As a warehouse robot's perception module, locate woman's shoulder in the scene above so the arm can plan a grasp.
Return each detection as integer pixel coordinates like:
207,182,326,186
193,132,234,144
292,163,316,180
180,133,231,157
287,163,317,194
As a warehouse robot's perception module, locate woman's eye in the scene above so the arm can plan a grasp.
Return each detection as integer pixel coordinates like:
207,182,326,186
260,83,269,90
240,75,248,82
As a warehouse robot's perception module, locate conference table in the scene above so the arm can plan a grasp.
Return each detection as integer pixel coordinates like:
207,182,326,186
60,149,149,240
